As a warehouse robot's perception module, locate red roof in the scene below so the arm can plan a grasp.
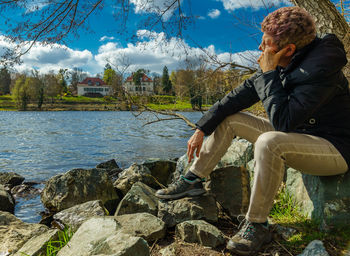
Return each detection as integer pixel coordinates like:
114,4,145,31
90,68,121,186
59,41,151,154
126,74,153,82
80,77,106,86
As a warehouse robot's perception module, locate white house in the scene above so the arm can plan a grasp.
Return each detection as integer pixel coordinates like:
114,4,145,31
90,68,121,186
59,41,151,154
77,77,112,97
123,74,154,96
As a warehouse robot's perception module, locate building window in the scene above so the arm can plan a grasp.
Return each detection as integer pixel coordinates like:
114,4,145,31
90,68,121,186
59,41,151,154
105,88,109,92
88,80,92,85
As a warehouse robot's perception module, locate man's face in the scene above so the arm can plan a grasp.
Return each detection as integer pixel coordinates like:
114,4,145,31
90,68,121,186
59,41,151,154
259,33,279,53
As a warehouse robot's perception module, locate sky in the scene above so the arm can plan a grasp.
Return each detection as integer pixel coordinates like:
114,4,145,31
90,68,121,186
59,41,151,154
0,0,336,77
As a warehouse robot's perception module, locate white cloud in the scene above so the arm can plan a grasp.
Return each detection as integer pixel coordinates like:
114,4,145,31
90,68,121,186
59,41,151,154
130,0,183,21
99,36,115,42
208,9,221,19
0,31,259,76
218,0,290,11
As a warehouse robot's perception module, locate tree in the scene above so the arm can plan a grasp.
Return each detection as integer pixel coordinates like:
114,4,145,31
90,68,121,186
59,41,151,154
58,69,68,95
0,67,11,94
103,66,117,85
12,75,29,110
43,72,61,102
26,75,45,110
69,67,87,95
161,66,173,95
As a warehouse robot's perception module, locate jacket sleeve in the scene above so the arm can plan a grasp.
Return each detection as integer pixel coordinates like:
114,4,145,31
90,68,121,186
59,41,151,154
253,70,338,132
196,71,260,135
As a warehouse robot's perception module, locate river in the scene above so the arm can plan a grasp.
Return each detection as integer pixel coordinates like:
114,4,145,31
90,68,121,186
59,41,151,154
0,111,202,223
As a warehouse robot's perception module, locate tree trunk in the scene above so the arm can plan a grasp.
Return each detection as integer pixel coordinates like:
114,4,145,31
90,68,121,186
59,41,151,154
291,0,350,78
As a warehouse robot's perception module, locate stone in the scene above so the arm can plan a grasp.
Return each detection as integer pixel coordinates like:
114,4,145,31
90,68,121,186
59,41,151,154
0,172,25,188
41,168,119,213
286,167,350,228
297,240,329,256
206,166,250,218
11,182,41,199
57,216,149,256
114,212,166,242
142,158,177,186
96,159,122,181
115,182,159,216
13,229,59,256
175,220,225,248
0,211,48,255
274,225,297,240
158,195,218,227
0,185,15,213
159,244,177,256
114,163,160,194
53,200,108,231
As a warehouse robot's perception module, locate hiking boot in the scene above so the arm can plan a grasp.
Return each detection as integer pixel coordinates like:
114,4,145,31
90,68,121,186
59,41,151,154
155,175,206,200
226,219,272,255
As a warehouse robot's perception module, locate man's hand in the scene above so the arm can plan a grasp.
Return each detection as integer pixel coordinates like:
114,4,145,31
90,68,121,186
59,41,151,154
187,129,204,163
258,46,289,73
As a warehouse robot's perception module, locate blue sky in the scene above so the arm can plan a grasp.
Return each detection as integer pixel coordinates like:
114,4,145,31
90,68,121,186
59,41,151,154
0,0,339,76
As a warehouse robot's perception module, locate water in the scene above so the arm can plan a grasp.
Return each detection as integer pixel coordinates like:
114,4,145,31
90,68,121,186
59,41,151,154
0,111,202,223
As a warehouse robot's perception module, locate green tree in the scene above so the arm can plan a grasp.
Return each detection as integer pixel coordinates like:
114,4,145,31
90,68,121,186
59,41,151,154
58,69,68,95
43,73,61,103
69,67,87,95
103,67,117,85
162,66,172,94
0,67,11,94
24,76,44,110
13,75,29,110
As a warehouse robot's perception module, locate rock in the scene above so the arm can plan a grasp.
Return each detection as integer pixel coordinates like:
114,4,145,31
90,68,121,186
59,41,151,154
274,224,297,240
158,195,218,227
206,166,250,218
11,182,41,199
297,240,329,256
0,185,15,213
53,200,108,231
0,211,48,254
142,158,177,186
41,168,119,213
159,244,177,256
13,229,59,256
175,220,225,248
114,164,159,194
96,159,122,181
286,168,350,228
115,182,158,216
0,172,25,189
57,216,149,256
114,212,166,243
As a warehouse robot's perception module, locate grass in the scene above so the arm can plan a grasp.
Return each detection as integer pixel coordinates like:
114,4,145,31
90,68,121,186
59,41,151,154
269,186,350,255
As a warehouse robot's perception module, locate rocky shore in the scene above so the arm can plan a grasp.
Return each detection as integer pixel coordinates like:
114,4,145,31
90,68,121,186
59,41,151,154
1,138,349,256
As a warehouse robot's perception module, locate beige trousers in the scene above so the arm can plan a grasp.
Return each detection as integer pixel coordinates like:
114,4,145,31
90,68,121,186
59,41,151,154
190,112,348,223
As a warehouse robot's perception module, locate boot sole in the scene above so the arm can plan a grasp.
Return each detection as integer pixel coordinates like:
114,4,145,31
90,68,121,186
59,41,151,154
155,188,206,200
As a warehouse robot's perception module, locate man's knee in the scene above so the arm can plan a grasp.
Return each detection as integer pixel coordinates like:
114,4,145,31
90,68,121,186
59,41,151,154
255,131,285,155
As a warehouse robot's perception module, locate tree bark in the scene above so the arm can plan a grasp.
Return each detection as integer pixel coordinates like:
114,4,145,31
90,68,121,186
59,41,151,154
291,0,350,78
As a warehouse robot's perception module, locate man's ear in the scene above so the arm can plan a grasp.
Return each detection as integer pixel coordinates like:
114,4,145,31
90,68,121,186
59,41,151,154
284,44,296,57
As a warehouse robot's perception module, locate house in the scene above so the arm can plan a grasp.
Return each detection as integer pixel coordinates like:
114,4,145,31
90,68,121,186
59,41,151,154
77,77,112,97
123,74,154,96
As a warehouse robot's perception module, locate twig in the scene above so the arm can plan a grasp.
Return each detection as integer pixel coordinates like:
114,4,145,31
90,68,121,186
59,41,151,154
274,240,293,256
149,238,158,254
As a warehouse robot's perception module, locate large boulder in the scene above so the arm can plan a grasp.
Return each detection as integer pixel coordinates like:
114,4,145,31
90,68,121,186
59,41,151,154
142,158,177,186
11,182,41,200
0,211,48,255
158,195,218,227
0,185,15,213
114,164,160,194
13,229,59,256
41,168,119,213
0,172,25,189
115,182,159,216
57,216,149,256
286,167,350,228
114,212,166,243
207,166,250,218
53,200,108,231
175,220,225,248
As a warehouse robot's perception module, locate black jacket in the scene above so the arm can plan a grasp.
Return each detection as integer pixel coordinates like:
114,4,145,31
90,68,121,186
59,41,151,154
196,34,350,168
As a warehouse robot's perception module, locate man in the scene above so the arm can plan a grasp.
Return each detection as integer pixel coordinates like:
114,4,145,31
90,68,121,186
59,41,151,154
156,6,350,255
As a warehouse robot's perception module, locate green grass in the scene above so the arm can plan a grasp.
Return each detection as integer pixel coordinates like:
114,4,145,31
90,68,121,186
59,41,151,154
46,227,74,256
269,186,350,255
